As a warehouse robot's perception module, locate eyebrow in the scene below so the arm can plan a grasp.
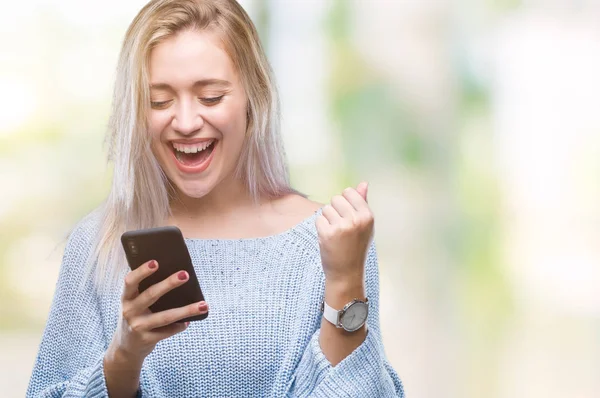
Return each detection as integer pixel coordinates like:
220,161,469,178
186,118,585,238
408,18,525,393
149,79,231,90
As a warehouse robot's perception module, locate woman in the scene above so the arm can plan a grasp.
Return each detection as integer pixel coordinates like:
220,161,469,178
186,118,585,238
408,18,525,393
27,0,404,397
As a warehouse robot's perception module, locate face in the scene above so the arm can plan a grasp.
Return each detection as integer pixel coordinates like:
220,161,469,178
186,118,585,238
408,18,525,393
147,29,248,200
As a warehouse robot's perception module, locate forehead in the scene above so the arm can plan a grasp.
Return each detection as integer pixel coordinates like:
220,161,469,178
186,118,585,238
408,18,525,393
149,29,237,88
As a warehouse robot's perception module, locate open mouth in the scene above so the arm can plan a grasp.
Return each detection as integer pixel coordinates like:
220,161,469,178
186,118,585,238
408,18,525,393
171,139,217,167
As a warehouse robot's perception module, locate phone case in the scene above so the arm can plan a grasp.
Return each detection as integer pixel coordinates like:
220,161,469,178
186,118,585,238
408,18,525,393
121,226,208,322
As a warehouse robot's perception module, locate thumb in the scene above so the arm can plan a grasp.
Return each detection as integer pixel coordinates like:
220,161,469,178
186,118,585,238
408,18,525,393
356,181,368,202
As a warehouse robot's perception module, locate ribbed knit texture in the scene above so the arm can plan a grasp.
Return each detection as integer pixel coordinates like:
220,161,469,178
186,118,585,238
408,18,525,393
27,208,405,397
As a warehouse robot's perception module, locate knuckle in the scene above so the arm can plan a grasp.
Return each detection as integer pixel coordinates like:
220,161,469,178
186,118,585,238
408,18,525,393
322,228,335,240
132,329,152,345
142,333,159,345
340,219,353,230
129,320,144,334
360,213,374,227
138,334,152,345
121,306,133,321
161,311,178,326
145,285,160,302
124,273,136,288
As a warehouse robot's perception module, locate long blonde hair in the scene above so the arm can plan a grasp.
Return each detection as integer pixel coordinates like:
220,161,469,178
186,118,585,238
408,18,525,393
82,0,303,291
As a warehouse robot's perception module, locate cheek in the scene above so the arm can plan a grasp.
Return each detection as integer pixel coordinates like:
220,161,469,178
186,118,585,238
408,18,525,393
147,114,171,164
148,113,169,139
210,100,247,138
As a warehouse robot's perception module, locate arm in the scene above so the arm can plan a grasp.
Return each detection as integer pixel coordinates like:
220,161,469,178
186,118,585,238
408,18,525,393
26,215,110,397
102,259,206,398
289,241,405,398
320,274,367,367
103,347,144,398
27,214,206,398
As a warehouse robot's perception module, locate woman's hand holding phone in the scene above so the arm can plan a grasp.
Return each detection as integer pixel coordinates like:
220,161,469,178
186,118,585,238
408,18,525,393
104,259,209,397
114,258,208,360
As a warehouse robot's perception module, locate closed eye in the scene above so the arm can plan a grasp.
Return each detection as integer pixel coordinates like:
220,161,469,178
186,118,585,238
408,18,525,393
150,95,224,109
150,100,172,109
201,95,224,105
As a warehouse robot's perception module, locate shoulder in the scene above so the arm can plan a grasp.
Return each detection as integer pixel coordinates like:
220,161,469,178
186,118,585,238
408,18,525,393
267,194,324,233
68,207,103,241
266,194,324,248
48,207,106,291
271,193,324,218
62,206,104,262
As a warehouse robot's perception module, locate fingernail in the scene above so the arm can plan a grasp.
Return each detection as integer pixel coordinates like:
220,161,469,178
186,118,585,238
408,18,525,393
198,302,207,310
178,271,188,280
148,260,158,269
184,321,190,327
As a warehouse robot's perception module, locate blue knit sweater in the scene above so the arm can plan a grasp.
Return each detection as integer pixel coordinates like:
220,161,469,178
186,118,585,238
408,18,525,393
27,208,405,397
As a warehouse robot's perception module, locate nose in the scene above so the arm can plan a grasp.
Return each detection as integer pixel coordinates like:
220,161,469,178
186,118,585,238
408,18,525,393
171,97,204,135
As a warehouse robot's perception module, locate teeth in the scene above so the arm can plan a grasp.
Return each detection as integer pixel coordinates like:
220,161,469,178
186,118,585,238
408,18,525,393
172,140,214,153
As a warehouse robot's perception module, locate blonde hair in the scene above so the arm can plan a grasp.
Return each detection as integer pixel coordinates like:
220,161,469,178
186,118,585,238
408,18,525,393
82,0,303,290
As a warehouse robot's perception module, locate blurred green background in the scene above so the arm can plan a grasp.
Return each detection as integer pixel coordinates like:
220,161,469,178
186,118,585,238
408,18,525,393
2,0,600,396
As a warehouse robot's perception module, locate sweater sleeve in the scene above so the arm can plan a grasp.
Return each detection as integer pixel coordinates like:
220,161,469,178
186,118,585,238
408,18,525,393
289,241,405,397
26,214,110,397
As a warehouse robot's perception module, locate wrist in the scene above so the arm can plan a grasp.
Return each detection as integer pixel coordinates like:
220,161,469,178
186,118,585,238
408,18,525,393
104,345,143,398
105,344,144,372
324,277,366,310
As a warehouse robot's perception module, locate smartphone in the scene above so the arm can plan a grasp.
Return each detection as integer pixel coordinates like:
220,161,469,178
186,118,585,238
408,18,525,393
121,226,208,323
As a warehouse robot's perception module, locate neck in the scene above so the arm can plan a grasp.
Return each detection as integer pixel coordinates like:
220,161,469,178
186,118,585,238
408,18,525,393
168,175,264,221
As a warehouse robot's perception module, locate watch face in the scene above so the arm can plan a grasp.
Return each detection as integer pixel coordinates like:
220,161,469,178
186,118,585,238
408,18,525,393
340,302,368,332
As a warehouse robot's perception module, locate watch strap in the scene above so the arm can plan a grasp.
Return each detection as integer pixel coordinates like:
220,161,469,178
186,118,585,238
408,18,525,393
322,300,341,327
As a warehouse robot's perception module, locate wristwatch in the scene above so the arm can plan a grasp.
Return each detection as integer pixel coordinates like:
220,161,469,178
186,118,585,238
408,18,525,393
320,297,369,332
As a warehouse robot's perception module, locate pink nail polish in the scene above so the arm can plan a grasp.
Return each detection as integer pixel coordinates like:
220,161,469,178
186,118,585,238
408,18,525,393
148,260,157,269
178,271,188,280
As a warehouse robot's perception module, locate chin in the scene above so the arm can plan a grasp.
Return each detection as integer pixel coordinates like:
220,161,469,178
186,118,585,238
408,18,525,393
173,180,215,199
